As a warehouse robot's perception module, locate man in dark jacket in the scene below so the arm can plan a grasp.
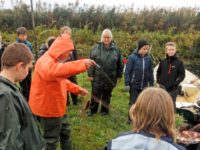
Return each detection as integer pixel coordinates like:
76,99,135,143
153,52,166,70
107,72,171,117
87,29,124,116
157,42,185,108
0,34,7,70
0,43,45,150
38,36,56,58
16,27,33,101
124,39,154,122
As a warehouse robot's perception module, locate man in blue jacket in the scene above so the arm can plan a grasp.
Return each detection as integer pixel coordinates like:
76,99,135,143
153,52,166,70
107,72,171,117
124,39,154,122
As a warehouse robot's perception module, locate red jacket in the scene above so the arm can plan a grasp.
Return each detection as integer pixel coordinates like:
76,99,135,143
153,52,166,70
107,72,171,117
29,34,87,117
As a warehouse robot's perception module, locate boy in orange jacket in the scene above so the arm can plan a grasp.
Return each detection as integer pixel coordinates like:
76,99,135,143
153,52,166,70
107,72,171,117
29,33,95,150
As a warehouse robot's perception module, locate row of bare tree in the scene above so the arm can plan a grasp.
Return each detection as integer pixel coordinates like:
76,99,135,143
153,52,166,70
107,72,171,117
0,1,200,32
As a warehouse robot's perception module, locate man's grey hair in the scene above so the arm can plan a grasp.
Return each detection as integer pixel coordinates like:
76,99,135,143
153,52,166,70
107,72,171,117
101,28,113,42
60,26,72,35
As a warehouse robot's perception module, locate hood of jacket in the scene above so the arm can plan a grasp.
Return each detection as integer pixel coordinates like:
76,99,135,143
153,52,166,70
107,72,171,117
48,34,74,59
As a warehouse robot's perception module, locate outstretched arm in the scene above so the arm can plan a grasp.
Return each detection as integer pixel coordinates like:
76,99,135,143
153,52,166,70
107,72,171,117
42,59,95,80
65,79,88,96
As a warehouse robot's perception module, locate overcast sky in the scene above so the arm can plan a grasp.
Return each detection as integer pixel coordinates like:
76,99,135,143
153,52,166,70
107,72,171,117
2,0,200,9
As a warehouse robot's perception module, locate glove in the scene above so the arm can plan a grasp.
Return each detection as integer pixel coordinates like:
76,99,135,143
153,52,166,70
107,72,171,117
124,86,130,92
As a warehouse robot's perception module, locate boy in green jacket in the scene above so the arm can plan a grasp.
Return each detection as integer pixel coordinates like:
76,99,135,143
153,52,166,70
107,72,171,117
0,43,45,150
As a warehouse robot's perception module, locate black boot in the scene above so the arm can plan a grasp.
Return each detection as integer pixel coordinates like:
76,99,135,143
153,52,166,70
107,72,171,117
60,140,72,150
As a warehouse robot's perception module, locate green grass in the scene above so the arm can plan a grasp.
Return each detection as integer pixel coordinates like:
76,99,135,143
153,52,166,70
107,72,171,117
66,73,184,150
67,73,130,150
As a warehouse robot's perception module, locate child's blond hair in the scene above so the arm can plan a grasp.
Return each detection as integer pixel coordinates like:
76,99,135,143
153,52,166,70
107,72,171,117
129,87,176,141
165,42,176,49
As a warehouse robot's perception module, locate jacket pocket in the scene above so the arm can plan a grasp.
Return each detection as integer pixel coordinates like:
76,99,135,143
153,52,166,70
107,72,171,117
132,71,142,82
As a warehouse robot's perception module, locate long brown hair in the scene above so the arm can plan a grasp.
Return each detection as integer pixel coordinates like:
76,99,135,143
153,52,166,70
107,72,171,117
129,87,176,141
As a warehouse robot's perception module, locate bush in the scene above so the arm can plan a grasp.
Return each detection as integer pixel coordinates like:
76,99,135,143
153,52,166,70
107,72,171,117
1,28,200,69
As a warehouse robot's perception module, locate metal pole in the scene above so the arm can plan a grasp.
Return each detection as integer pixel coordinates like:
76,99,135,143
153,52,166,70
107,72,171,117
30,0,38,60
30,0,35,28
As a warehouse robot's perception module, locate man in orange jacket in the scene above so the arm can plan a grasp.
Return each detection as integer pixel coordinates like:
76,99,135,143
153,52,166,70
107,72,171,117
29,33,96,150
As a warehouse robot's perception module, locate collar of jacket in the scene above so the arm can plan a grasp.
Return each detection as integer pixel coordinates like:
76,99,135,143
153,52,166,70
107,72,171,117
16,38,27,45
139,130,173,143
98,41,117,50
134,51,149,58
0,76,19,91
166,53,177,62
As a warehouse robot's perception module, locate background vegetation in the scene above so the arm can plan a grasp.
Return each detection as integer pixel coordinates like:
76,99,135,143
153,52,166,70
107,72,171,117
1,27,200,75
1,2,200,76
1,1,200,32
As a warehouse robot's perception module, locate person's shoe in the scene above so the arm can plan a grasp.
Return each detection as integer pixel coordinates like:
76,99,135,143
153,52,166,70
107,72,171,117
100,111,109,116
72,98,78,105
127,120,132,125
73,102,77,105
87,111,94,117
60,140,72,150
67,100,70,106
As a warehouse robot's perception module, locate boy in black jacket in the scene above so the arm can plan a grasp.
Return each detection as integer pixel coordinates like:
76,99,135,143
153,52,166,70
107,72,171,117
157,42,185,108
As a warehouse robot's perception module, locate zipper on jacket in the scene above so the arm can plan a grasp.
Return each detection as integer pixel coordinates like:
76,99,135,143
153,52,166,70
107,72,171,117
141,58,145,89
168,63,172,75
131,74,135,83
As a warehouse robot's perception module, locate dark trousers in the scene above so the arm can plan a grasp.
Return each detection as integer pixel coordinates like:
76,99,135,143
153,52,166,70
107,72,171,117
128,88,142,121
37,114,71,150
19,71,32,101
67,76,78,105
168,89,177,111
129,88,142,106
89,84,113,114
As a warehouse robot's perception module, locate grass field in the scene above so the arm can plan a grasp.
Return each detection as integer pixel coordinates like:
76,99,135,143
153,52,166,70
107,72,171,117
65,73,184,150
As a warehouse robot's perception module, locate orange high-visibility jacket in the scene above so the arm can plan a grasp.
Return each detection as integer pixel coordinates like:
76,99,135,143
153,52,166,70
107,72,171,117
29,34,87,117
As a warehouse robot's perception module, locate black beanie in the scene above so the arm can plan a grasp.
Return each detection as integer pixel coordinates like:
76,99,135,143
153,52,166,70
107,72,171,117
138,39,149,50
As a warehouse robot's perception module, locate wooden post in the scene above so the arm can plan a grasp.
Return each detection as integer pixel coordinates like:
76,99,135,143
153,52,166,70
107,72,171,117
30,0,35,28
30,0,38,60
